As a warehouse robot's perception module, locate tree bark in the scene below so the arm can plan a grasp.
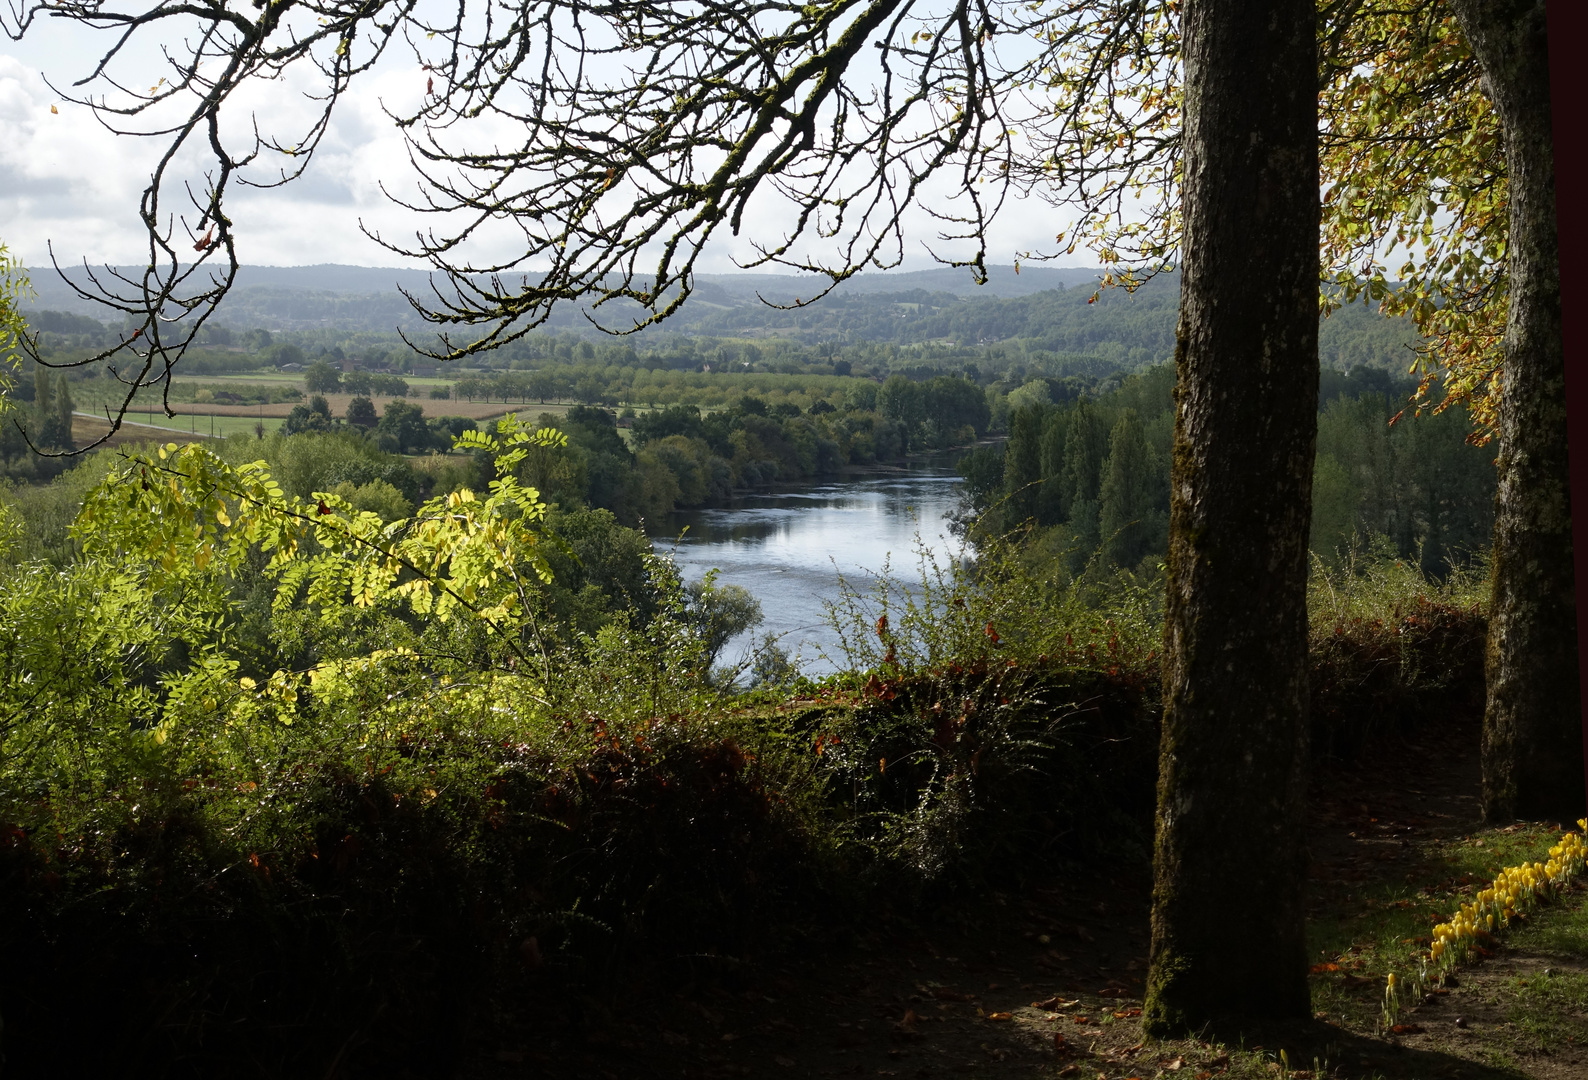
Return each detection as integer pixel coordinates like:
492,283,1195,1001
1449,0,1584,824
1142,0,1318,1034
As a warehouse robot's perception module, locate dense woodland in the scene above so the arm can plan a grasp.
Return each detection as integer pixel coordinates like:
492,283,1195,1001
959,365,1496,581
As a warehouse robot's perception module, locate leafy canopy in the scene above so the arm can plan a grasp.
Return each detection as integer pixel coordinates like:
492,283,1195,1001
74,417,569,674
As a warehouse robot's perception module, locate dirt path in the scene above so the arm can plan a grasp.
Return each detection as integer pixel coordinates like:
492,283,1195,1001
454,716,1586,1080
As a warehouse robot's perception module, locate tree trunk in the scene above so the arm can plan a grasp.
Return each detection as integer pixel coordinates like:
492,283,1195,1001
1142,0,1318,1034
1450,0,1584,824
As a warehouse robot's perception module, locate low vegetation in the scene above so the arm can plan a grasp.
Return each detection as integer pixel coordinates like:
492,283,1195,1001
0,407,1508,1073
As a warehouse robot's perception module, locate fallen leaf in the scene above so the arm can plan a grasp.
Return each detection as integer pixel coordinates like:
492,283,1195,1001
1309,962,1341,973
985,1011,1012,1021
1072,1015,1090,1024
1163,1058,1185,1071
1098,987,1128,998
1113,1007,1142,1018
1390,1023,1424,1034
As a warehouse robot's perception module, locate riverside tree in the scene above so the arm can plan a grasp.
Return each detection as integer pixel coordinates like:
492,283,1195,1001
1,0,1562,1030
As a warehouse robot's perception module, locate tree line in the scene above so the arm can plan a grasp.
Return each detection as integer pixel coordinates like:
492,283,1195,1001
519,374,989,524
959,364,1497,584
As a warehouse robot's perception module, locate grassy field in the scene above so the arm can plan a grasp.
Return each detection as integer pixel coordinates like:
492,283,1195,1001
70,412,260,447
70,402,604,448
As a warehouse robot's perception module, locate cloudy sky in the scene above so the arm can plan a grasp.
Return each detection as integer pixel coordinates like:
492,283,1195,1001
0,11,1081,277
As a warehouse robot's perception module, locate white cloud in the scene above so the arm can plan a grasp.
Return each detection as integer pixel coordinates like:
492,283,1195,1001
1,18,1084,277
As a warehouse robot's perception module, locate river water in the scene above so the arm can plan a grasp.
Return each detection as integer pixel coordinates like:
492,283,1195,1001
650,463,968,675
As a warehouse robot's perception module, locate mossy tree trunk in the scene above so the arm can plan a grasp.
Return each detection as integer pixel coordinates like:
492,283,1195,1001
1448,0,1584,825
1142,0,1318,1035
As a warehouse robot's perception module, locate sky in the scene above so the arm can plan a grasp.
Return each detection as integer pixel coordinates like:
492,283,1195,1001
0,9,1088,280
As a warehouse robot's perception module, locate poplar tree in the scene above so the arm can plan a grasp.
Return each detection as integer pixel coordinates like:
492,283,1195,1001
1098,409,1154,569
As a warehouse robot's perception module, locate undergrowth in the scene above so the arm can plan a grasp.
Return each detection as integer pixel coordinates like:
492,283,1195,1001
0,511,1489,1075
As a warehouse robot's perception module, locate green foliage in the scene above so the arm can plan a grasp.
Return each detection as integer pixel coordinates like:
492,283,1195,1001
345,394,377,428
0,242,30,399
962,363,1494,579
529,378,982,525
374,399,431,453
0,452,121,565
0,408,1500,1071
1319,7,1504,435
1307,540,1488,758
1311,384,1496,577
685,571,764,672
303,359,342,393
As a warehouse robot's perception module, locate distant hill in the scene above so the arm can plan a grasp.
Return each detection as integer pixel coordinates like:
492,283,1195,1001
20,262,1103,331
20,262,1418,376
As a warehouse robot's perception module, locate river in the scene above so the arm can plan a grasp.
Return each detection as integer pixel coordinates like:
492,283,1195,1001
649,461,969,676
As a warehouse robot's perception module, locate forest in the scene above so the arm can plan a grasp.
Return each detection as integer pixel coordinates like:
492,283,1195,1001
959,364,1497,581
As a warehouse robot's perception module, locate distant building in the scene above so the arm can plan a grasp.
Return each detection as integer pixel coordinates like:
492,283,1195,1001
411,365,437,378
279,363,303,372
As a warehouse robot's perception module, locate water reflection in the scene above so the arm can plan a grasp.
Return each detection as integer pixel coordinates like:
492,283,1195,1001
648,466,967,674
